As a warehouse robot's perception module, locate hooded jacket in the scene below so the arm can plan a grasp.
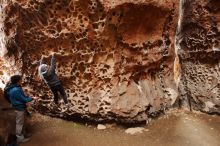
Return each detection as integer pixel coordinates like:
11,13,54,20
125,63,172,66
39,55,61,87
8,84,33,111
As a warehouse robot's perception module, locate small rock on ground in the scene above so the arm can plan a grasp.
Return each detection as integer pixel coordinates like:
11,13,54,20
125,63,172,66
97,124,106,130
125,127,145,135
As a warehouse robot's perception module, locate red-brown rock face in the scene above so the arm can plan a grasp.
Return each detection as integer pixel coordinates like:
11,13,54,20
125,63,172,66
0,0,219,123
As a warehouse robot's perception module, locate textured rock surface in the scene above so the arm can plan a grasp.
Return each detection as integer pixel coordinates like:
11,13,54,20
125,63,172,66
0,0,219,123
176,0,220,114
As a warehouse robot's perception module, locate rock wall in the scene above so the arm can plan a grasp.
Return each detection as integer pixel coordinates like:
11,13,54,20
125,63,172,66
176,0,220,114
0,0,219,123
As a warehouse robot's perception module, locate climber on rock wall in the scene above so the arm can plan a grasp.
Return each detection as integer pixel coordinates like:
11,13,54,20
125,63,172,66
7,75,38,144
38,53,69,107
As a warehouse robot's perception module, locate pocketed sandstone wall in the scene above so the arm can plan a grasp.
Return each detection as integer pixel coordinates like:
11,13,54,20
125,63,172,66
176,0,220,114
0,0,219,123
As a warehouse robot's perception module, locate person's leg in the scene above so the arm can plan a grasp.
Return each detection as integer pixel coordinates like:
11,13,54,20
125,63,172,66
57,84,68,104
50,86,59,104
23,110,32,138
15,110,24,140
15,110,28,142
6,134,17,146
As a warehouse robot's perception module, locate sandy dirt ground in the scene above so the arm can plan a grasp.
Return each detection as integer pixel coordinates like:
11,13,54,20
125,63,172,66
18,110,220,146
1,96,220,146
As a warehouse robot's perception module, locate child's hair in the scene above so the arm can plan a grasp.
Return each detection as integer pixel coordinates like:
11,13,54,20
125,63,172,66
10,75,22,84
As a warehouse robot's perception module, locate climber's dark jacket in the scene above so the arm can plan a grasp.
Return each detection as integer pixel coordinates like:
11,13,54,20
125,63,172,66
39,55,61,87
